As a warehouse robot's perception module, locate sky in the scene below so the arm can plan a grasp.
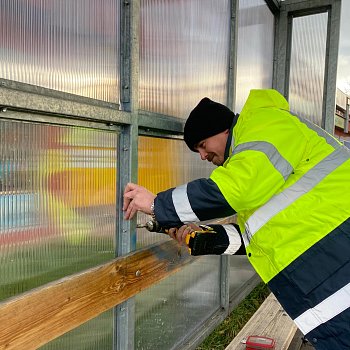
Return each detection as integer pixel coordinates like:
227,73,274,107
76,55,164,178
337,1,350,94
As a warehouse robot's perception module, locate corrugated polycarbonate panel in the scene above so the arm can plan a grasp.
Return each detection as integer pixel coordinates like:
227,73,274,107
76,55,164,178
0,119,117,302
288,13,328,126
336,88,348,110
40,309,113,350
230,0,273,296
229,255,256,296
136,136,219,349
137,136,214,247
140,0,230,118
0,0,119,102
135,256,221,350
235,0,274,112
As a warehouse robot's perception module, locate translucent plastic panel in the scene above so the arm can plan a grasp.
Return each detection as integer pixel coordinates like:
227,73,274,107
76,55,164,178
289,13,328,126
0,119,117,301
40,309,113,350
136,136,255,349
235,0,274,112
337,1,350,94
140,0,230,118
137,136,214,247
231,0,272,298
229,255,256,296
135,256,220,349
0,0,119,102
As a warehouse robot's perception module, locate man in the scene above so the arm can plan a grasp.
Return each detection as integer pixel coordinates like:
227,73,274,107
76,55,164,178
123,89,350,350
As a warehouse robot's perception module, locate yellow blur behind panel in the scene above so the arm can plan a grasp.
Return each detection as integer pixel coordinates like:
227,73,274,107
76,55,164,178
138,136,182,193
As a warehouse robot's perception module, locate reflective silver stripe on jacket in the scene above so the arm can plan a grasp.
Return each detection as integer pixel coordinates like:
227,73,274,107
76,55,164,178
233,141,294,181
172,184,199,223
295,114,341,149
244,147,350,246
222,224,242,255
294,282,350,334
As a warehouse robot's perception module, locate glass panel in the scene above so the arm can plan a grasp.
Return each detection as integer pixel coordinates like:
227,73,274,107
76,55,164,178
40,309,113,350
140,0,230,118
0,119,118,301
135,256,220,350
137,136,214,248
235,0,274,112
0,0,119,102
288,13,328,126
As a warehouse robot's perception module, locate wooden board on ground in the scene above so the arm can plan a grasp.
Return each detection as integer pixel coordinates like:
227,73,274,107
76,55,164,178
225,293,297,350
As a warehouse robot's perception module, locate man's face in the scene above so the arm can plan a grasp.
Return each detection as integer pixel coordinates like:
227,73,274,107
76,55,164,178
194,130,229,166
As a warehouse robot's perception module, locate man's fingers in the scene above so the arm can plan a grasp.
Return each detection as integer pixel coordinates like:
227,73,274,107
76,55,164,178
123,196,131,212
129,206,138,220
123,183,155,217
122,185,137,211
168,228,177,240
124,182,137,193
123,183,138,211
187,222,201,231
167,225,197,246
173,225,192,244
180,225,193,244
124,200,137,220
123,202,131,219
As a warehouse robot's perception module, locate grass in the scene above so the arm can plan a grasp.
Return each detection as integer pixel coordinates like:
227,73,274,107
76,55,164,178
196,282,271,350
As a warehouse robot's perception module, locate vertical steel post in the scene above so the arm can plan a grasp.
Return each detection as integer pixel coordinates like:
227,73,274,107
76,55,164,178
221,0,240,312
115,125,138,350
227,0,239,113
273,5,292,99
345,97,350,134
322,0,342,134
115,1,140,350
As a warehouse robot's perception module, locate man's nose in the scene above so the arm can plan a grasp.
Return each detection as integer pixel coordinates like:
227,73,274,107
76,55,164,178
198,149,207,160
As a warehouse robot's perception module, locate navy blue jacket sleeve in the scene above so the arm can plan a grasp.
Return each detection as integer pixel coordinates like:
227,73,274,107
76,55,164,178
154,178,235,228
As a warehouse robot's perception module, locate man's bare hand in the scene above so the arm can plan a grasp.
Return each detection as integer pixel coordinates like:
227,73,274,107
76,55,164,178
123,182,156,220
168,223,201,245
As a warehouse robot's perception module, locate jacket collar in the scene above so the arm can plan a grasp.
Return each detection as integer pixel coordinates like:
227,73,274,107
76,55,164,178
224,113,239,161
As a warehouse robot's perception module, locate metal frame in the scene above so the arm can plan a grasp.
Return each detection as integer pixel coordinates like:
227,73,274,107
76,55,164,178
115,1,140,349
265,0,280,15
345,97,350,134
273,0,342,134
323,1,341,133
0,78,131,125
221,0,240,316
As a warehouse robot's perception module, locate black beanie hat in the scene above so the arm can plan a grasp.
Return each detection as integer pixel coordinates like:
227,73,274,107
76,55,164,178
184,97,234,152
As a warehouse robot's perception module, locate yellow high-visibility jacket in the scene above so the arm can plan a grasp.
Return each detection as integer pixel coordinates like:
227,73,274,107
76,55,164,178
212,89,350,280
155,89,350,349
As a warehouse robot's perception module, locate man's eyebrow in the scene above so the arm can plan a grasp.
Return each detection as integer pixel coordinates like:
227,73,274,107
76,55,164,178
194,142,202,150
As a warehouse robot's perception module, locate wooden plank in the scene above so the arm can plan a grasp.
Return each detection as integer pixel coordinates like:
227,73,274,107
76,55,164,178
225,294,297,350
0,240,194,350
